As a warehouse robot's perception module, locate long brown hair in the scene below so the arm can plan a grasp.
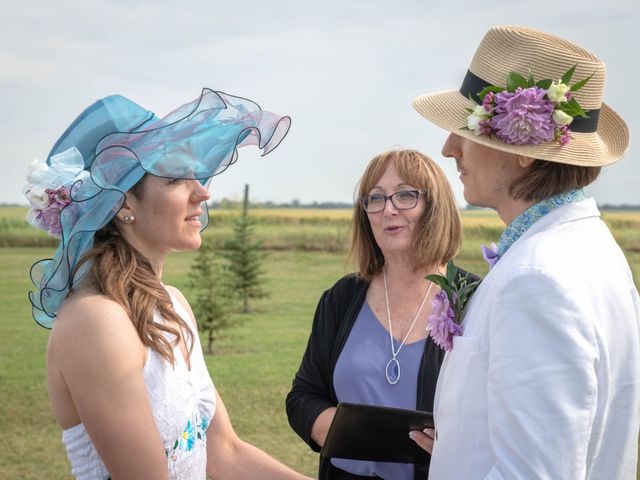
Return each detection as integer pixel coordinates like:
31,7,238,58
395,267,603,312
349,149,462,280
72,181,193,365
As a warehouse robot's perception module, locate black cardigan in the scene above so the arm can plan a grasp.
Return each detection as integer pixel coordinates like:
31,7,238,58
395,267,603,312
286,268,478,480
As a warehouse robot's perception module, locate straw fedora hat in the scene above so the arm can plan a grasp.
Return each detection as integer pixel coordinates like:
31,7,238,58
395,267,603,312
412,25,629,167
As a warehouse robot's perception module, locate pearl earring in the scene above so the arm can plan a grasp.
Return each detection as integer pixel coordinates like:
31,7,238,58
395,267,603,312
123,215,135,224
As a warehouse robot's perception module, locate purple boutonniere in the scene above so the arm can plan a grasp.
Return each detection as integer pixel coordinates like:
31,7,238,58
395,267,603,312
426,261,480,351
481,242,499,269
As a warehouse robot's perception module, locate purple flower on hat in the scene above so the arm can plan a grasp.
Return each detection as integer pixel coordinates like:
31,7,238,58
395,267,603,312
479,119,492,136
23,152,85,238
41,204,65,235
427,290,463,351
490,87,555,145
27,186,73,237
556,125,572,146
47,186,72,208
482,91,495,112
465,65,592,148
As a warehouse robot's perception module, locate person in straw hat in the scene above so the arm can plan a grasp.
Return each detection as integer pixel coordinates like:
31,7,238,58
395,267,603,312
408,25,640,479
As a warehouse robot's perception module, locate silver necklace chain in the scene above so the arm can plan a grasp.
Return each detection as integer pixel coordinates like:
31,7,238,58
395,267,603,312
383,268,434,385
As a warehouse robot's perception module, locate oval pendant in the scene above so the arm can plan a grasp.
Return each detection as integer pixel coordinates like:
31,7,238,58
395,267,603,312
385,357,400,384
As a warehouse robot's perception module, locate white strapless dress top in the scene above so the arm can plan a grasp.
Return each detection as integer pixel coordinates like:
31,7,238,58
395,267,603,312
61,291,217,479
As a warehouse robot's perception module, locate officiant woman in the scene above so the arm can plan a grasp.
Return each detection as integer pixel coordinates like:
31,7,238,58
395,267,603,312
286,149,478,480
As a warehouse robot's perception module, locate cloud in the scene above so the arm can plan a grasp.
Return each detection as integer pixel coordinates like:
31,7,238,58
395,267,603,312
1,0,638,205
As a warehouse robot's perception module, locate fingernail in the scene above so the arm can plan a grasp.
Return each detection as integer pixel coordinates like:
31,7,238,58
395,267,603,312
409,432,416,440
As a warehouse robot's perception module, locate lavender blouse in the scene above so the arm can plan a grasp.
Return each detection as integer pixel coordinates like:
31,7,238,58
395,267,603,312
332,301,426,480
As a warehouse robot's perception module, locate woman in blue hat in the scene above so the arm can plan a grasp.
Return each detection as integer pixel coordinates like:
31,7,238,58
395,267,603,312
24,90,309,479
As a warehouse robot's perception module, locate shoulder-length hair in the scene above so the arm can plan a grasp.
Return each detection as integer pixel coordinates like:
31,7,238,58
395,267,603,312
510,160,601,202
349,149,461,280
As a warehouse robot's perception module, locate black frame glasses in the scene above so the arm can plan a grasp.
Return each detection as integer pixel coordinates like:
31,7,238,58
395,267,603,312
361,189,425,213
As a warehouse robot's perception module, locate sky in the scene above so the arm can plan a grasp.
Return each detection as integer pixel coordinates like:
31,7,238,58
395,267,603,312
1,0,639,206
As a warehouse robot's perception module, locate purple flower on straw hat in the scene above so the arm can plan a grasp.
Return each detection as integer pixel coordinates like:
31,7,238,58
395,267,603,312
464,65,593,147
556,125,572,146
491,87,555,145
481,91,495,111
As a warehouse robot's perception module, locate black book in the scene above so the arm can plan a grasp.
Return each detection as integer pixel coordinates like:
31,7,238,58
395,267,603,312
320,402,434,464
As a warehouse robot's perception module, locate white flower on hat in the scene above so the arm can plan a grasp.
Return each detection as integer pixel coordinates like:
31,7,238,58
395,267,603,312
25,158,49,183
467,104,491,135
552,109,573,126
23,148,89,236
24,160,50,208
547,80,571,103
24,185,49,209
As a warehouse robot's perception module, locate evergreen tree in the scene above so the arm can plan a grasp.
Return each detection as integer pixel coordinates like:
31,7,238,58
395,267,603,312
223,214,268,313
188,238,233,354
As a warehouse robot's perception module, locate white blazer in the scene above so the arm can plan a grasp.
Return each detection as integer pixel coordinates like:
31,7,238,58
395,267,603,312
429,199,640,479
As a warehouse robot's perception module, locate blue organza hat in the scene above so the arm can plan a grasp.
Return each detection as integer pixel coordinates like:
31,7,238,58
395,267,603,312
23,89,291,328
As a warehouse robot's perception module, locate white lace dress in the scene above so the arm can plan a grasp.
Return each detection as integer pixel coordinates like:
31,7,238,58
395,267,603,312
61,292,217,479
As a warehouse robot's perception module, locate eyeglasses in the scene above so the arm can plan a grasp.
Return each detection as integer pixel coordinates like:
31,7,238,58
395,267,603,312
361,189,425,213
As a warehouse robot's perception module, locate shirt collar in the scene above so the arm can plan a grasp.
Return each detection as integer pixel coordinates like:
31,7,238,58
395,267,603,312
496,189,587,257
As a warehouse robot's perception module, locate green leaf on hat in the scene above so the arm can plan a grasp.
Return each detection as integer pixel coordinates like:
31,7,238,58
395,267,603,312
478,85,504,101
558,104,578,116
570,73,594,92
567,98,589,118
506,72,528,92
561,65,577,84
527,72,535,88
535,79,553,90
560,98,589,118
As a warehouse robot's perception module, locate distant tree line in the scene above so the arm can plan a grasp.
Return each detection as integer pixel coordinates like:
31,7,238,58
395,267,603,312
464,203,640,211
598,204,640,211
209,199,353,209
2,201,639,211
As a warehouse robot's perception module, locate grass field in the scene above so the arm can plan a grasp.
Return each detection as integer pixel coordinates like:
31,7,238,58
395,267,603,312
0,206,638,479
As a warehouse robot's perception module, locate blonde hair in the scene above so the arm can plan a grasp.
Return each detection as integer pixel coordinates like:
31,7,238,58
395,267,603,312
349,149,462,280
73,180,193,365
